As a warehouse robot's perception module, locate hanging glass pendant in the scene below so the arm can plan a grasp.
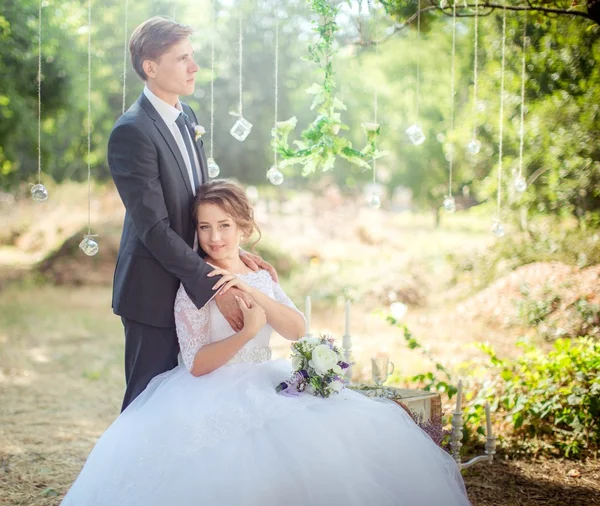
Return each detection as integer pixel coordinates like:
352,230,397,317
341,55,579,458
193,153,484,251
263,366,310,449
79,235,99,256
491,220,505,238
266,166,284,186
406,124,426,145
467,139,482,155
367,193,381,209
207,158,220,178
230,117,253,141
443,195,456,214
31,183,49,202
514,175,527,193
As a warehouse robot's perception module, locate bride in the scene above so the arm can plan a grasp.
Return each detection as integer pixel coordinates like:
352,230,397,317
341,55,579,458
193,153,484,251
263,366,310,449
61,180,471,506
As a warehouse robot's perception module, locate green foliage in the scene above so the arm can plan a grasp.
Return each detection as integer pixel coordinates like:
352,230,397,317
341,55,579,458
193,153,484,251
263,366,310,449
516,284,561,327
475,338,600,458
272,0,385,175
386,316,458,398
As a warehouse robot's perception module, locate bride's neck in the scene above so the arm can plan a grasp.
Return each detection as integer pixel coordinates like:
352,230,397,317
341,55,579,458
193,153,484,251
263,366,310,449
206,255,248,274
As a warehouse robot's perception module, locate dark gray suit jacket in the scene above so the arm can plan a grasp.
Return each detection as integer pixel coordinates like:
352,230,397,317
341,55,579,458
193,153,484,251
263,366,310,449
108,93,215,328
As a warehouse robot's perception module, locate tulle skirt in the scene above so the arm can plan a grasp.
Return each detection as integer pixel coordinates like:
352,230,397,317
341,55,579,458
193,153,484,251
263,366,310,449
61,359,470,506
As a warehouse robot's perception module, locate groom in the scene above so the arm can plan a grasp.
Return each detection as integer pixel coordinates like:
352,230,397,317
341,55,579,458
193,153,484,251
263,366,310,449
108,17,275,411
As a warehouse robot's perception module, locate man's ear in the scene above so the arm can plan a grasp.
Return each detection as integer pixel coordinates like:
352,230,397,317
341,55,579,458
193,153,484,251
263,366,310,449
143,59,156,79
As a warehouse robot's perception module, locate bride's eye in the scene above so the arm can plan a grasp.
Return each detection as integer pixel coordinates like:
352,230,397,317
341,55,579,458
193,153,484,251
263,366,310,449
220,224,230,229
199,225,210,230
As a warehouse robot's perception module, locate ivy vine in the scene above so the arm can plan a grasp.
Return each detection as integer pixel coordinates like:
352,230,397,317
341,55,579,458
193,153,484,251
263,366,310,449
272,0,386,176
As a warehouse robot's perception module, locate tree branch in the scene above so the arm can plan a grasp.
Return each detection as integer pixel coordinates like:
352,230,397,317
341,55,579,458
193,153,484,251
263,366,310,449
363,0,596,46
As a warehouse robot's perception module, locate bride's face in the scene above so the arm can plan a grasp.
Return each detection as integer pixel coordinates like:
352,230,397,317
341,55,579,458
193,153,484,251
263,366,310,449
196,203,243,260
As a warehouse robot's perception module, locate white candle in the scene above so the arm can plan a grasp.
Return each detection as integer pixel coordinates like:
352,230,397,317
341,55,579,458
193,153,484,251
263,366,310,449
485,402,493,437
455,380,463,413
344,300,351,336
305,296,311,336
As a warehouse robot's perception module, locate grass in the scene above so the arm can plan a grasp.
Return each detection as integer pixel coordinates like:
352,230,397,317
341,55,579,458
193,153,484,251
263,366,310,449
1,187,599,505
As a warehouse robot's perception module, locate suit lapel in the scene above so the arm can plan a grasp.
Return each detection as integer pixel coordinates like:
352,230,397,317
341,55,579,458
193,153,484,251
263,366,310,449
138,94,194,198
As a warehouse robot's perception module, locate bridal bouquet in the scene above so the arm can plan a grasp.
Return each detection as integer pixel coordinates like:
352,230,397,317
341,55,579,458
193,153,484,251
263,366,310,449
276,334,351,398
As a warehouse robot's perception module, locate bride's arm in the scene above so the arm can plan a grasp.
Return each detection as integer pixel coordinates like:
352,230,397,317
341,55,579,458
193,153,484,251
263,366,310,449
209,271,306,341
246,285,305,342
175,287,263,377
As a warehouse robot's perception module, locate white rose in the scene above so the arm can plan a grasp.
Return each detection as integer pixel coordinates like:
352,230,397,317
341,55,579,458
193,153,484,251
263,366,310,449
332,364,343,375
309,344,339,376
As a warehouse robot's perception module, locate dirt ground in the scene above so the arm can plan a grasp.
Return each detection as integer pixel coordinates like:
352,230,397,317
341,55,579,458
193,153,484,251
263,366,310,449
1,187,599,505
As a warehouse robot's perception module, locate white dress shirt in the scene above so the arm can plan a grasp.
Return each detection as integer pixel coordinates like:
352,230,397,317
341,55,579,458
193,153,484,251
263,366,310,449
144,86,201,251
143,86,201,196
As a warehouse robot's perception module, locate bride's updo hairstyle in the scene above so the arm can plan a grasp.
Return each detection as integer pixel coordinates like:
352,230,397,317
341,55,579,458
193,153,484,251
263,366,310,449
192,179,262,251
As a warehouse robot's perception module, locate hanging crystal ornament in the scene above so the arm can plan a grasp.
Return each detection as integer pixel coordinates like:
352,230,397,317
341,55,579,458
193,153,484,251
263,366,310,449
32,0,48,202
81,0,98,256
443,0,458,212
31,183,48,202
491,220,505,237
467,139,481,155
514,174,527,193
514,16,529,194
443,195,456,214
79,234,99,256
492,3,507,238
230,5,252,141
406,123,426,145
207,158,220,178
406,0,425,147
367,193,381,209
467,0,481,157
267,166,284,185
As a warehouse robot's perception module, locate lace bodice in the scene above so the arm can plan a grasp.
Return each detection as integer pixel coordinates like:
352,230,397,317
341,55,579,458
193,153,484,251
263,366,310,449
174,270,302,372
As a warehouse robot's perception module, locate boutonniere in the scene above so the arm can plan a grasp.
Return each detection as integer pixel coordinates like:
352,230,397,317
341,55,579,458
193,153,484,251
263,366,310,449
192,123,206,141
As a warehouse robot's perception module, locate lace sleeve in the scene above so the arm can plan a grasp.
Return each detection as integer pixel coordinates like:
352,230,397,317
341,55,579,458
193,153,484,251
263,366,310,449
272,280,305,318
174,285,211,372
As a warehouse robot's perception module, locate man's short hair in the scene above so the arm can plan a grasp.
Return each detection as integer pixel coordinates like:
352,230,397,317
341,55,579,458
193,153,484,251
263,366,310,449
129,16,194,81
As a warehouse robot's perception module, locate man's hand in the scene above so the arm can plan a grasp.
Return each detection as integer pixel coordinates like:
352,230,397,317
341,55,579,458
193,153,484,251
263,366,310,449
215,287,253,331
240,250,279,283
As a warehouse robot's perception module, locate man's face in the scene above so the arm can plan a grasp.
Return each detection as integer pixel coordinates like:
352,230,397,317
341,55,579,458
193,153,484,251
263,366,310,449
145,37,198,99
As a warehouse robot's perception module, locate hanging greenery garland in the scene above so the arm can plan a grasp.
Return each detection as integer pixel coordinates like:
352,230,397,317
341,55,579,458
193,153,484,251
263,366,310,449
272,0,386,176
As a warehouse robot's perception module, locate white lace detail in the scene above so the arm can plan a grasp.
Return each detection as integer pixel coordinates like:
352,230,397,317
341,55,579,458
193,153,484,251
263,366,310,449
227,346,272,365
174,285,210,372
174,269,304,374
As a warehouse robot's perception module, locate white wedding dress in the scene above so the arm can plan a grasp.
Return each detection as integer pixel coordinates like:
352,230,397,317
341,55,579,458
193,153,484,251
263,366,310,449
61,270,471,506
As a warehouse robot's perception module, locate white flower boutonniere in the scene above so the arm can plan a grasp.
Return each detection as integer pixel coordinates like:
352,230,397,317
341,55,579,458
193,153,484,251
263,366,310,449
193,124,206,141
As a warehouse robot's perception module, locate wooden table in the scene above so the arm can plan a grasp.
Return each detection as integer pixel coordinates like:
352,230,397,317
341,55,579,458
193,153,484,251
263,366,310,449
350,384,442,423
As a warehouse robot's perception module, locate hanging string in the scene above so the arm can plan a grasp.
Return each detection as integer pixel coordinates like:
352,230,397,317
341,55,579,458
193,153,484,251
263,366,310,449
238,6,243,117
273,19,279,168
496,3,507,221
372,17,379,185
37,0,42,184
517,15,528,180
210,1,216,159
415,0,421,120
121,0,129,114
87,0,93,235
471,0,479,141
448,0,457,197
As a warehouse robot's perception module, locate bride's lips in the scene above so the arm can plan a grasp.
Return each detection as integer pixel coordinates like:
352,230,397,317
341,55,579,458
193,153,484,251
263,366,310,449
209,245,225,252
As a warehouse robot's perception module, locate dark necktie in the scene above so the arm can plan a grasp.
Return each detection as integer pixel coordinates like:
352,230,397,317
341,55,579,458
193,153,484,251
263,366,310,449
175,112,201,191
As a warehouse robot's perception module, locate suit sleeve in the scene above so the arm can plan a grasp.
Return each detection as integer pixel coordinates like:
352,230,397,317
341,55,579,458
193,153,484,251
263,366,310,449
108,121,218,309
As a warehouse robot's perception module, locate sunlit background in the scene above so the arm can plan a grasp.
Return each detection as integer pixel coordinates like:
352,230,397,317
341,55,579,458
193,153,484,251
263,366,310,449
1,1,599,504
